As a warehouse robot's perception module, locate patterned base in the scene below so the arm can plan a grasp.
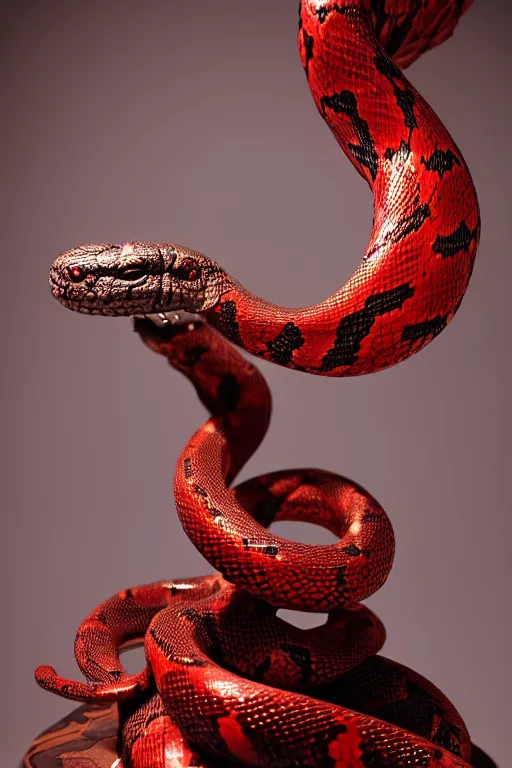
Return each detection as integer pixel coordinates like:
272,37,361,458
22,704,498,768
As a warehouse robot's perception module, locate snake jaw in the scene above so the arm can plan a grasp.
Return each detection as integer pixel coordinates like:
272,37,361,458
144,310,204,328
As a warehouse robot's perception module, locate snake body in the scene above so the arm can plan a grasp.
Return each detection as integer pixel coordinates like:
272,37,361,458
31,1,483,766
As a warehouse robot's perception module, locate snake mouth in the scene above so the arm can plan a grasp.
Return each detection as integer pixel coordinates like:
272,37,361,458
49,277,131,316
49,271,144,316
59,297,137,317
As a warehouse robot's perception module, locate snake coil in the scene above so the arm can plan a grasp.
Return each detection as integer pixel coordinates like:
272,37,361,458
31,2,483,766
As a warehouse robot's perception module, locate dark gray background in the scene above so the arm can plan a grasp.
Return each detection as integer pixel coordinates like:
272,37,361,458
2,1,509,765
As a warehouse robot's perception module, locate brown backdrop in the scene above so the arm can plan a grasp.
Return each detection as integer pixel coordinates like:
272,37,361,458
2,1,509,765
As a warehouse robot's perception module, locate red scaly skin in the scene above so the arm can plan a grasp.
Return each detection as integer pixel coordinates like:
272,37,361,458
207,0,480,375
49,3,479,379
31,1,485,766
34,319,470,767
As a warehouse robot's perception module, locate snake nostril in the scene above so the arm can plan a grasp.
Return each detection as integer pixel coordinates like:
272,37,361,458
67,265,85,283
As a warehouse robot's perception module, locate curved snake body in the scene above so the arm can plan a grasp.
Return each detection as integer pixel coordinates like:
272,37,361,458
49,0,479,378
33,1,483,766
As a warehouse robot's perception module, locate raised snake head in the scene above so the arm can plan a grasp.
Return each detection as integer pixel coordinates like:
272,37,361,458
49,241,227,319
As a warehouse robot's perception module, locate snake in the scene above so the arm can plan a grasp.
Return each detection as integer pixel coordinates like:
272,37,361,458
28,1,485,766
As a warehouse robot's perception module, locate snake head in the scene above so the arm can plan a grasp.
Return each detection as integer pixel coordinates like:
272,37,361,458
49,241,226,317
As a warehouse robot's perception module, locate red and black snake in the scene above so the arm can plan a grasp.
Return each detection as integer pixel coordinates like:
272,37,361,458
28,1,487,766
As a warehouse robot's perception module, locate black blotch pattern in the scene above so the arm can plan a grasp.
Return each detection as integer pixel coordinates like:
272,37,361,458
315,5,330,23
251,568,270,587
208,507,224,521
217,373,241,413
374,48,402,80
242,538,279,558
421,148,461,179
335,565,348,593
363,507,380,522
302,29,314,76
251,646,313,684
180,607,199,619
384,139,411,163
320,283,415,371
360,743,430,768
321,90,379,181
264,545,279,558
388,203,431,244
342,544,369,557
253,656,271,681
401,314,447,344
315,4,365,24
308,724,349,767
375,49,418,134
433,220,479,258
181,346,209,368
394,88,417,132
184,458,192,479
217,300,243,346
194,484,208,498
86,660,121,681
286,645,313,683
266,322,305,365
149,627,207,666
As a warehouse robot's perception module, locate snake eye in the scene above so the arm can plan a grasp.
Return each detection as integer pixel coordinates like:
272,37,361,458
180,258,199,281
117,266,147,281
67,265,86,282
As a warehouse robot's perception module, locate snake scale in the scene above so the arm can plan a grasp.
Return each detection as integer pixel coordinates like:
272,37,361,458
26,1,487,766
